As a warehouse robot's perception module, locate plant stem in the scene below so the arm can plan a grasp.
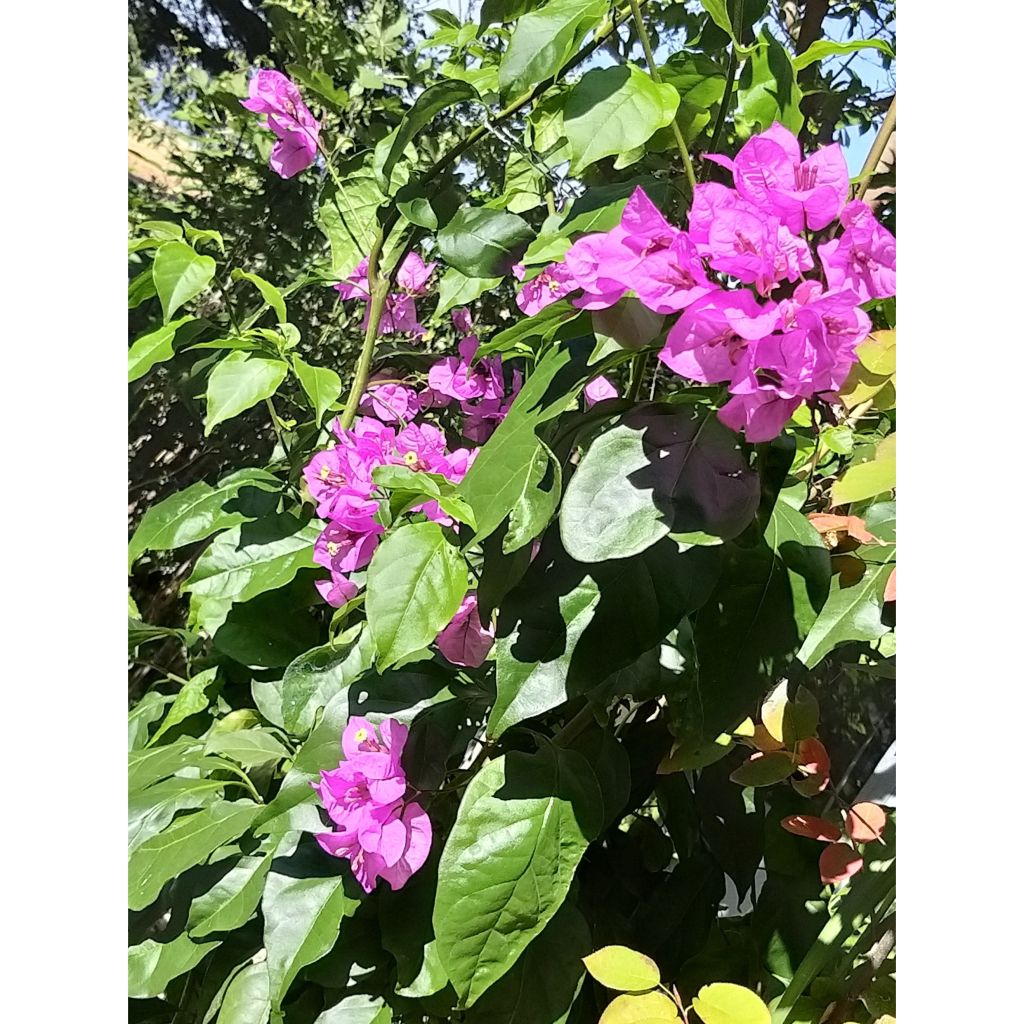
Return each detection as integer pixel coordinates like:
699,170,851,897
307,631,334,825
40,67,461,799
701,0,744,180
627,351,649,402
855,94,896,201
338,231,390,430
627,0,696,192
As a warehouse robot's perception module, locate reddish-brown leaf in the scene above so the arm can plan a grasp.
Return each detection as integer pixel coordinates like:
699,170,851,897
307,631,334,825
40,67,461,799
807,513,881,546
792,737,830,796
845,802,887,843
819,842,864,885
781,814,842,842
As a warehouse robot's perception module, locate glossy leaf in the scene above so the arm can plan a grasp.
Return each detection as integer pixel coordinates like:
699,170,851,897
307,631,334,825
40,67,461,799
263,841,361,1012
366,521,468,669
149,667,219,744
564,65,679,173
204,352,289,436
128,799,260,910
433,268,504,319
183,514,319,635
153,240,216,322
433,744,602,1005
735,28,803,138
218,960,271,1024
729,751,795,787
560,404,759,562
437,207,535,278
504,440,562,553
128,933,221,998
600,991,680,1023
205,728,290,767
128,776,225,853
498,0,605,96
792,38,895,71
583,945,660,992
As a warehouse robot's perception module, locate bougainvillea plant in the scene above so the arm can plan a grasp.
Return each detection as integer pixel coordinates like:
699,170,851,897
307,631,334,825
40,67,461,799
128,4,896,1023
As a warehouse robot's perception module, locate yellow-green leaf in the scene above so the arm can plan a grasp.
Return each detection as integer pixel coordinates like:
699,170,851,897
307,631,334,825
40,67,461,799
583,945,660,993
760,681,819,746
728,751,795,788
600,990,680,1023
691,982,770,1024
832,435,895,505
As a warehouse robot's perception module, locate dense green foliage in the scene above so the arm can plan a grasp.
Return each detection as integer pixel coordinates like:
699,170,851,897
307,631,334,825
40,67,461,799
129,3,896,1023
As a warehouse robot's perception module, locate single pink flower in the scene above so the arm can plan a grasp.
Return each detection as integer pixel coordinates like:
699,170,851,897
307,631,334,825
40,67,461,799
436,594,495,667
240,69,320,179
628,232,715,314
583,376,619,407
513,261,579,315
360,382,422,423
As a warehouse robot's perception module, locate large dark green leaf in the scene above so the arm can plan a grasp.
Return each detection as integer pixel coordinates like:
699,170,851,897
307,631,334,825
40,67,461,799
188,837,281,938
183,514,320,634
464,902,590,1023
692,541,803,738
378,80,479,189
433,744,602,1006
128,468,280,569
563,65,679,173
437,207,535,278
129,800,260,910
459,342,591,544
213,581,322,669
560,404,760,562
366,521,469,669
498,0,606,97
128,933,221,998
153,240,216,322
262,839,361,1013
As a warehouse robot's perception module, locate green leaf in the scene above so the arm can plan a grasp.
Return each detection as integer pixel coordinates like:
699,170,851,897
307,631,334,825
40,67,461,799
735,28,803,138
218,960,271,1024
504,440,562,553
760,679,819,746
128,691,173,750
480,0,544,27
149,667,220,744
489,575,601,739
692,982,770,1024
764,491,831,636
692,541,805,738
183,514,319,635
128,800,260,910
438,207,535,278
600,991,681,1023
560,404,760,562
128,266,157,308
832,436,895,504
153,240,217,323
286,63,350,106
697,0,741,46
564,65,679,173
465,902,590,1023
182,221,225,253
582,945,660,992
498,0,605,96
263,841,361,1012
188,840,278,937
204,353,289,436
792,38,894,71
213,585,322,669
366,522,468,669
315,995,393,1023
433,268,503,320
205,728,290,767
317,158,386,281
378,80,479,189
797,552,895,669
281,626,375,735
128,467,280,570
459,343,589,544
729,751,795,787
232,269,288,324
128,776,225,853
128,933,221,999
128,316,196,382
293,355,343,425
434,744,602,1005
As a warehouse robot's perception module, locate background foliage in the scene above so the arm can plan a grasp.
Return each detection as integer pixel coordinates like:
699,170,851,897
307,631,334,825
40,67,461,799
128,2,896,1022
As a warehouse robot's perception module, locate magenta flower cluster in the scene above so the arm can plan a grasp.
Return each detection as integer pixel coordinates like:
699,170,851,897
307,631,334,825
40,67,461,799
314,717,431,893
241,70,320,179
514,123,895,441
335,253,437,337
303,416,476,608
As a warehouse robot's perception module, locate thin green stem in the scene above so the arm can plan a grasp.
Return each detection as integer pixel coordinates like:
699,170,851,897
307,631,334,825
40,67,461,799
264,397,290,456
628,0,696,191
627,350,649,402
